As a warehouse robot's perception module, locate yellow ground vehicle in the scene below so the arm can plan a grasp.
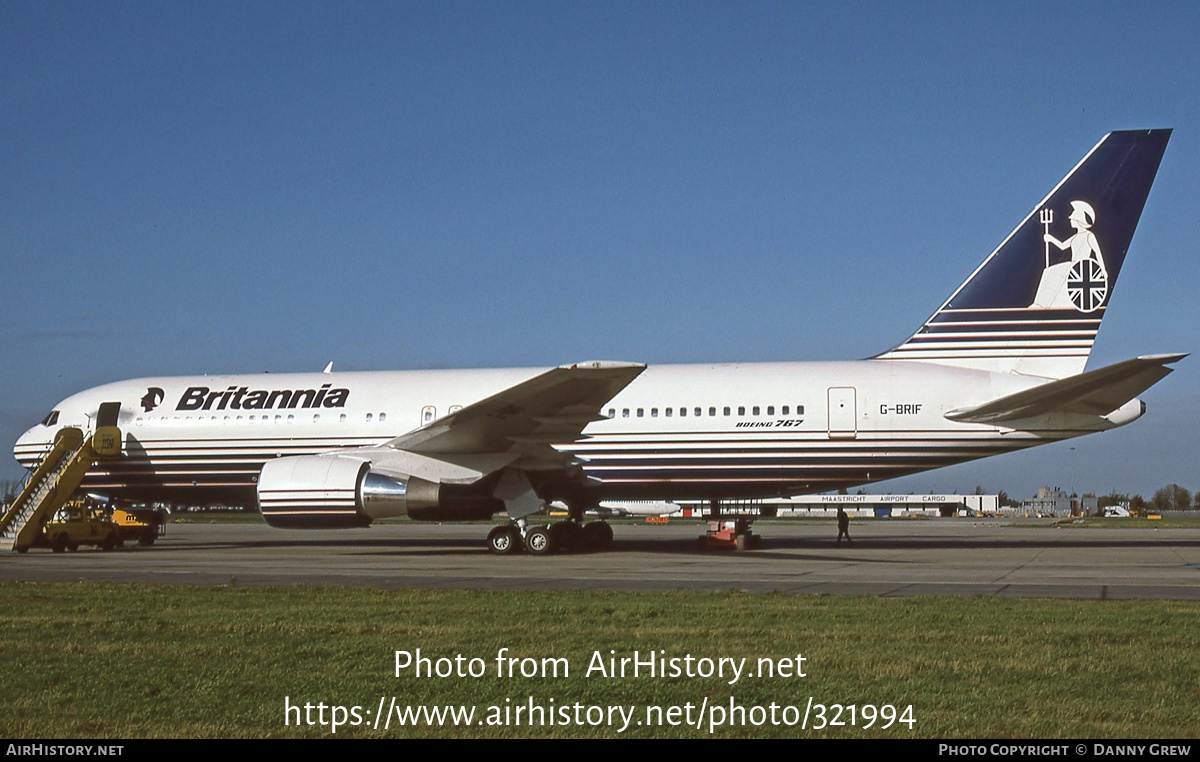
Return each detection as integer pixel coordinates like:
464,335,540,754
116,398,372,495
112,508,166,546
40,502,122,552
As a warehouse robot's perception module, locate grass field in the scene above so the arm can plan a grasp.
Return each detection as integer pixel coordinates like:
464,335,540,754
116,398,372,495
1,582,1197,738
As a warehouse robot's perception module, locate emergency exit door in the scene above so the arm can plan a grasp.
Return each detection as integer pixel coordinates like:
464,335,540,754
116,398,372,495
827,387,857,439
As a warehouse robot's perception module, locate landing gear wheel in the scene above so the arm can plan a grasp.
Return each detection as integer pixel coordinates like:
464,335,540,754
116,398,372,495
582,521,614,551
524,526,553,555
487,525,521,555
67,542,79,552
550,521,582,552
138,533,156,547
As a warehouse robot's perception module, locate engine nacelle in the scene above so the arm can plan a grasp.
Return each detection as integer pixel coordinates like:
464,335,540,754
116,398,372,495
257,455,443,529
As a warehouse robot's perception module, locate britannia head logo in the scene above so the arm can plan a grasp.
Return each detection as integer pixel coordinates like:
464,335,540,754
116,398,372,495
141,387,164,412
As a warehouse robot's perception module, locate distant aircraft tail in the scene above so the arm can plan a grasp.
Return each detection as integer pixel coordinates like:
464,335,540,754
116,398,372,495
876,129,1171,379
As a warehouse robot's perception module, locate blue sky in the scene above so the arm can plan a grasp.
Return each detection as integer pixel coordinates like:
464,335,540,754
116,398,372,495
2,1,1198,499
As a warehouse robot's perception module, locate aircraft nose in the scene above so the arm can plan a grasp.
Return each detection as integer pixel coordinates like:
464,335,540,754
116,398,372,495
13,424,47,469
14,426,32,452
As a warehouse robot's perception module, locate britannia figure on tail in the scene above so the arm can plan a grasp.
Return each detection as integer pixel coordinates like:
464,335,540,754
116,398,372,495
1031,200,1108,312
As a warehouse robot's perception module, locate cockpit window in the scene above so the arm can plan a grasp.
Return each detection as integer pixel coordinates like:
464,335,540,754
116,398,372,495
41,411,59,426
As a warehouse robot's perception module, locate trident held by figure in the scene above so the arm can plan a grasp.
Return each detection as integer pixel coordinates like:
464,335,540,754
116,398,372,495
1040,207,1054,268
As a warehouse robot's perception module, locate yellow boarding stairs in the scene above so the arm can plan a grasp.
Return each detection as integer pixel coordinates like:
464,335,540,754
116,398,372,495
0,424,121,553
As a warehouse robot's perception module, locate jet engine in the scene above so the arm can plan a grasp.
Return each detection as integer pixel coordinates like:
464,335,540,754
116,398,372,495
256,455,500,528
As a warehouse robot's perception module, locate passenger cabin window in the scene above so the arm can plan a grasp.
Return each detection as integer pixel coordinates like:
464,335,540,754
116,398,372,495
608,408,615,419
422,406,435,424
782,406,789,415
622,408,630,418
723,407,731,416
752,406,760,416
737,406,745,416
767,406,775,415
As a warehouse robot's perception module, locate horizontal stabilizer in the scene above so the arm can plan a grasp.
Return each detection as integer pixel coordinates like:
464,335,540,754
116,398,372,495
945,353,1186,424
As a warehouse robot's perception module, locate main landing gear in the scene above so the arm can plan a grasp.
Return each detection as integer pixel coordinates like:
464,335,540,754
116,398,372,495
487,519,614,555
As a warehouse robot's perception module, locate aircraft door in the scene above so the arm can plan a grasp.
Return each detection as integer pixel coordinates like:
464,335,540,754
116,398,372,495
97,402,121,428
93,401,124,456
827,387,857,439
84,401,122,433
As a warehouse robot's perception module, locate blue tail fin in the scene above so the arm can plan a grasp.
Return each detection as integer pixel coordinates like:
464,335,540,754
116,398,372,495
877,129,1171,379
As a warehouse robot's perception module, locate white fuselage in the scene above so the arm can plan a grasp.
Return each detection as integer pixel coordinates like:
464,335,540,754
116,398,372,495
13,359,1109,507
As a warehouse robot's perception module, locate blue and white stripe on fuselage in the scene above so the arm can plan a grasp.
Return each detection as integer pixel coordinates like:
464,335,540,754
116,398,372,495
14,359,1073,505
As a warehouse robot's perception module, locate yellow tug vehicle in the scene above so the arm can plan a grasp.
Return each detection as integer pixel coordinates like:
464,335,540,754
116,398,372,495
41,501,122,552
112,507,166,546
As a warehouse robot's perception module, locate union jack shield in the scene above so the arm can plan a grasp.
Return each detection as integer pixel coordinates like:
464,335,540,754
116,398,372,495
1067,259,1108,313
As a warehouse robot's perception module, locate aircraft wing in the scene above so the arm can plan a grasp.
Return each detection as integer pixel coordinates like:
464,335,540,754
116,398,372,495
945,353,1186,424
336,361,645,484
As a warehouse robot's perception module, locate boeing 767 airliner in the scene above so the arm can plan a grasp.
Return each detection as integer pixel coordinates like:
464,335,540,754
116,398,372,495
11,130,1182,554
